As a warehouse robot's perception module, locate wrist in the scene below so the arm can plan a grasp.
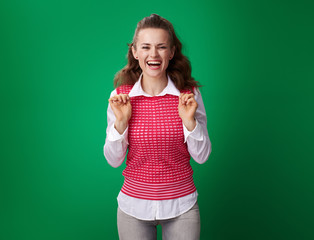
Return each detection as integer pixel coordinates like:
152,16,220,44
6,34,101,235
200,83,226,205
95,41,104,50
183,118,196,131
114,120,128,134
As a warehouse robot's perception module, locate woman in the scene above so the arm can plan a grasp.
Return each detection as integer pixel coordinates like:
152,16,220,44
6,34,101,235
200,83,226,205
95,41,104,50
104,14,211,240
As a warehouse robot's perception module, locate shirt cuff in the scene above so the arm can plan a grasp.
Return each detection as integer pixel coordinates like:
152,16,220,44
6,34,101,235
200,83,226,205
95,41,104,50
183,119,204,143
107,124,129,144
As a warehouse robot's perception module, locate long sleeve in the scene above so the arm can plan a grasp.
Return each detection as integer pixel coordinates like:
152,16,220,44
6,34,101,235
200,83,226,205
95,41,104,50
183,88,212,164
104,87,211,167
103,89,129,168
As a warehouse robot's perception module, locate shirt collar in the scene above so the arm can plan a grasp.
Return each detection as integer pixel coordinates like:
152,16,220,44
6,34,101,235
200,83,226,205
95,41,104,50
128,74,180,97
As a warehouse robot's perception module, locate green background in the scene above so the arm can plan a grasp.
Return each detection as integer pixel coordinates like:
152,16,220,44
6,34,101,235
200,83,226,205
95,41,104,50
1,0,314,239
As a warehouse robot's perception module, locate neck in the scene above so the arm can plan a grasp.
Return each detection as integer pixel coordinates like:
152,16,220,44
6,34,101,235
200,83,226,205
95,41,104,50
141,74,168,96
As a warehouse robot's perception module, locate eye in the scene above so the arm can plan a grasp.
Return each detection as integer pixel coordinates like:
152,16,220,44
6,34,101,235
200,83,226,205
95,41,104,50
159,46,167,49
142,46,149,49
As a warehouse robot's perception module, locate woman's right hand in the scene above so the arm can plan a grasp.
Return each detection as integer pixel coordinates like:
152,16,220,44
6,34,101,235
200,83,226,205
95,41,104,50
108,94,132,134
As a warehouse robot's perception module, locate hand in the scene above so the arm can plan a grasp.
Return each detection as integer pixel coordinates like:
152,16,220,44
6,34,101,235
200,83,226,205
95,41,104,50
109,94,132,134
178,93,198,131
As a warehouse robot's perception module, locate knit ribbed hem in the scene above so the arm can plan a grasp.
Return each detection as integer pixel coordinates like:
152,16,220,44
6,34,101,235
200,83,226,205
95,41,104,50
121,176,197,200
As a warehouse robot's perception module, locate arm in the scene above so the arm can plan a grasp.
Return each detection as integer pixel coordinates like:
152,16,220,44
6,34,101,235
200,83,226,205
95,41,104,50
182,88,212,164
103,90,129,168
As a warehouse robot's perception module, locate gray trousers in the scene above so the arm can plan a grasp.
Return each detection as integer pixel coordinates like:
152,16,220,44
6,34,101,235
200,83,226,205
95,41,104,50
117,202,200,240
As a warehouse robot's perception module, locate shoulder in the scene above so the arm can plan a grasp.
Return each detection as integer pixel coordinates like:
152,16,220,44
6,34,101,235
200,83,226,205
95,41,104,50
180,89,192,94
116,85,134,94
179,87,203,105
180,87,200,95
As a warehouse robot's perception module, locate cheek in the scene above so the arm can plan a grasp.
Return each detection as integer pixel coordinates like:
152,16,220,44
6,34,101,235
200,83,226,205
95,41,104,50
162,55,170,67
139,56,146,64
138,52,147,62
137,54,147,69
162,51,171,60
163,61,170,70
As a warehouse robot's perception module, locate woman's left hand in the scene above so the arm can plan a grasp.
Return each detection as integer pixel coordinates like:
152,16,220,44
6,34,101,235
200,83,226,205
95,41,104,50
178,93,198,131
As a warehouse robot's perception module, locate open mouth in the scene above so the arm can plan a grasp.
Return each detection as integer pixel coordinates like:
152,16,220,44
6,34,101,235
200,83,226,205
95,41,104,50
147,61,162,67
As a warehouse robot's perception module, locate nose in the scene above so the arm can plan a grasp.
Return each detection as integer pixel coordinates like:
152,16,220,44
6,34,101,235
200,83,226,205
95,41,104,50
150,46,158,57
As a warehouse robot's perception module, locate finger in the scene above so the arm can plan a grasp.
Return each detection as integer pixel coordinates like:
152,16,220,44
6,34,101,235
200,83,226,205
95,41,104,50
179,93,185,105
184,93,194,99
183,93,194,102
109,99,118,107
118,95,125,102
121,94,130,104
113,94,123,101
183,95,189,103
110,96,124,106
186,98,196,105
180,94,187,104
183,95,191,105
109,96,118,103
108,99,116,109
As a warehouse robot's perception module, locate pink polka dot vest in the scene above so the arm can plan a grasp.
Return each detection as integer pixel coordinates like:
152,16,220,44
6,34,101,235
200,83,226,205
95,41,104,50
117,85,196,200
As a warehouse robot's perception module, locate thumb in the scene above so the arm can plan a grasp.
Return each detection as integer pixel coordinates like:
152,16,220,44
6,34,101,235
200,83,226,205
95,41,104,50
178,96,183,107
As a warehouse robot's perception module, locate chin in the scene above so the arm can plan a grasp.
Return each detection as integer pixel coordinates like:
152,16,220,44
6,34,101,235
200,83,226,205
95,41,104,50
144,70,166,79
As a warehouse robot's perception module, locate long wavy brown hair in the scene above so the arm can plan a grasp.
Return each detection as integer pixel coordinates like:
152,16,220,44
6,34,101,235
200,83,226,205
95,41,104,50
113,14,200,91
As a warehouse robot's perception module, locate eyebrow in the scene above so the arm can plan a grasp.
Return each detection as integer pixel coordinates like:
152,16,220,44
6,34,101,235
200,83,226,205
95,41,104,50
141,43,168,46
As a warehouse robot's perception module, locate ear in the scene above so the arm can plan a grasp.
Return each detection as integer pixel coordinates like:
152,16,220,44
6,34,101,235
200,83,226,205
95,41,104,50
132,45,138,60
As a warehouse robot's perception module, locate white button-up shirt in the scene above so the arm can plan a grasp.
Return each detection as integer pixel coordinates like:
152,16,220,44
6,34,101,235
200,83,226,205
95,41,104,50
104,74,211,220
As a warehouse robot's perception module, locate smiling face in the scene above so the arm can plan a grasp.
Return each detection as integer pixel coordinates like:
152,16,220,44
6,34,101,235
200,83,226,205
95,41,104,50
132,28,175,80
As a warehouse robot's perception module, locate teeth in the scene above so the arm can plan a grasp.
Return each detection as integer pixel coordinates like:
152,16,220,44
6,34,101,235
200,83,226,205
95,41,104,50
147,61,161,65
